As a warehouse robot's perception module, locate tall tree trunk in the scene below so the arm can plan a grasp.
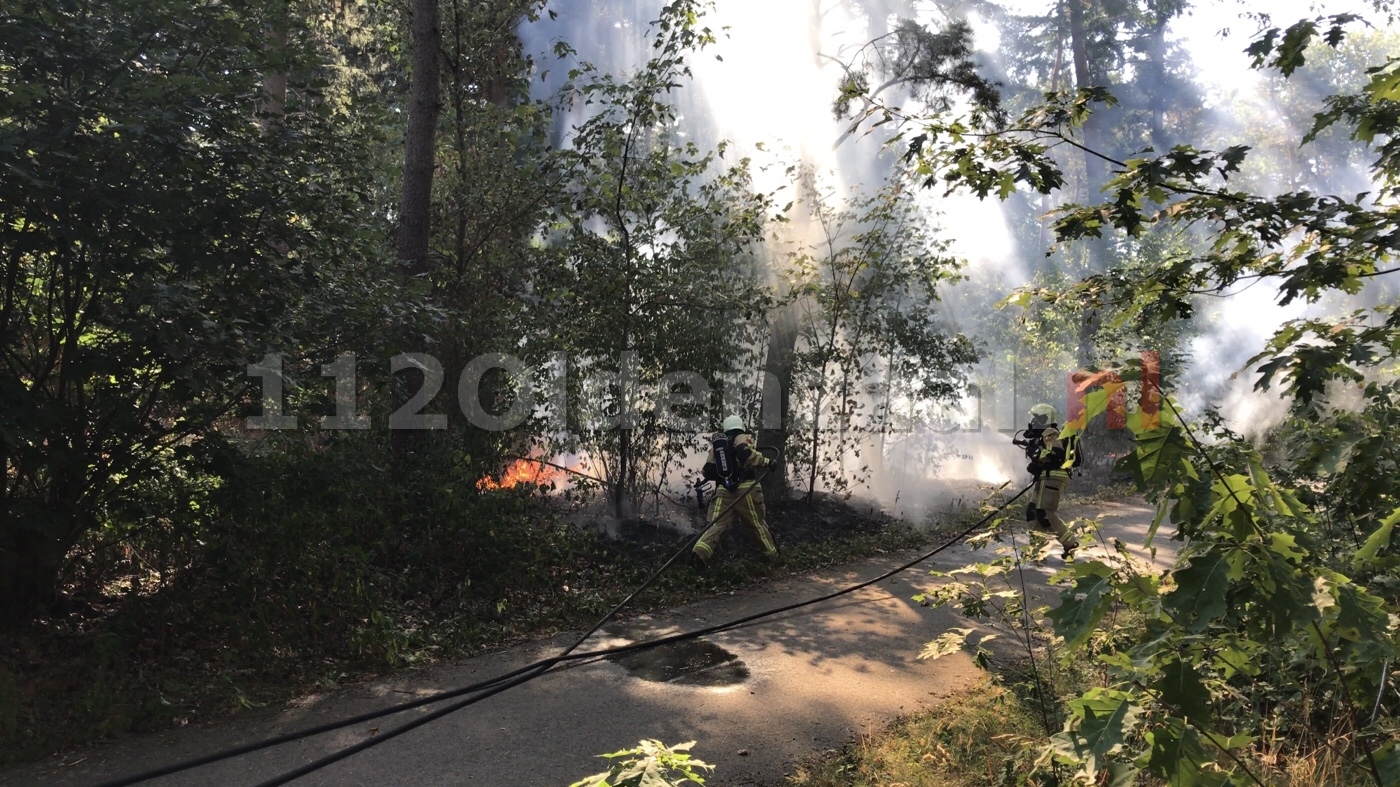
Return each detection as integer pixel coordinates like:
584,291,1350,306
807,390,822,504
616,425,630,518
258,0,289,129
759,299,797,500
440,1,529,434
398,0,442,275
874,347,897,480
614,316,635,518
1066,0,1106,197
1148,19,1167,151
1066,0,1106,366
394,0,441,452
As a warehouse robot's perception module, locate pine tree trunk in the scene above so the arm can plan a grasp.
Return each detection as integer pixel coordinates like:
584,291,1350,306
1148,19,1167,150
398,0,441,276
1067,0,1107,366
807,389,822,504
256,0,290,130
1066,0,1104,197
393,0,441,452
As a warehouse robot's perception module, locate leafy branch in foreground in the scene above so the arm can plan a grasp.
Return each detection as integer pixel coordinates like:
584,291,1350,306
569,740,714,787
921,386,1400,784
1041,391,1398,784
869,13,1397,415
822,4,1400,778
841,18,1400,779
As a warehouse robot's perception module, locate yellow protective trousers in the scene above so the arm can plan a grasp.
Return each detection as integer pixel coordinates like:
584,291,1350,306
693,481,777,560
1034,474,1078,550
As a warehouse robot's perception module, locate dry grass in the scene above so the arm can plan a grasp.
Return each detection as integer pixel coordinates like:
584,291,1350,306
783,677,1048,787
781,676,1385,787
1264,749,1356,787
1252,724,1388,787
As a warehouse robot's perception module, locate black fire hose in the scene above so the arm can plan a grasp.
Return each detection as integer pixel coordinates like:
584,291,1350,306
94,462,779,787
94,471,1029,787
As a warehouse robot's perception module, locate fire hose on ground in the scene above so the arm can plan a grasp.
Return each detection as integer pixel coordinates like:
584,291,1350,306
91,456,1035,787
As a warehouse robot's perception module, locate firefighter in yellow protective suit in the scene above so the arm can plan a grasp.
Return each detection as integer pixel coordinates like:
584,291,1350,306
693,415,778,568
1023,403,1080,557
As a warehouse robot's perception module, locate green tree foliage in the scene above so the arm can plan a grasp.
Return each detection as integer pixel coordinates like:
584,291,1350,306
0,0,386,621
1036,399,1400,785
530,1,774,516
436,0,552,350
833,17,1001,122
421,0,553,468
836,0,1204,444
873,9,1400,783
781,172,975,500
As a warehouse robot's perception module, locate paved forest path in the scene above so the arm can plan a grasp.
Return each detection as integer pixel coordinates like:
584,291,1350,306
5,498,1164,787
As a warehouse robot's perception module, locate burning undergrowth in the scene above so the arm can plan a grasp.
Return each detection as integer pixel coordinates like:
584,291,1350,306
475,457,563,491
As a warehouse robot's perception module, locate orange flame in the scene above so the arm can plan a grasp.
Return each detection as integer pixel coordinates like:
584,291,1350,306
476,458,560,491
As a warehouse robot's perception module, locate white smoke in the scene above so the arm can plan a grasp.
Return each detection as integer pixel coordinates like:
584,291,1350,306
521,0,1392,505
1179,285,1304,436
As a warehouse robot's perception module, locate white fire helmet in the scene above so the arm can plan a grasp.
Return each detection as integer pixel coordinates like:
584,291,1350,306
1028,403,1058,428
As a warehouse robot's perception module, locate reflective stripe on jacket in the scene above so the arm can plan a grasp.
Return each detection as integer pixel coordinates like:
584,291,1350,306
1035,428,1071,479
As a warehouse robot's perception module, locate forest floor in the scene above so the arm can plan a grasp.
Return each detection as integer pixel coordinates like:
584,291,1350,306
2,492,1161,786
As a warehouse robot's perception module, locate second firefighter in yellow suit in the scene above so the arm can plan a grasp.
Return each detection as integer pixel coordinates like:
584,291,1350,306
1023,403,1080,557
693,415,778,566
